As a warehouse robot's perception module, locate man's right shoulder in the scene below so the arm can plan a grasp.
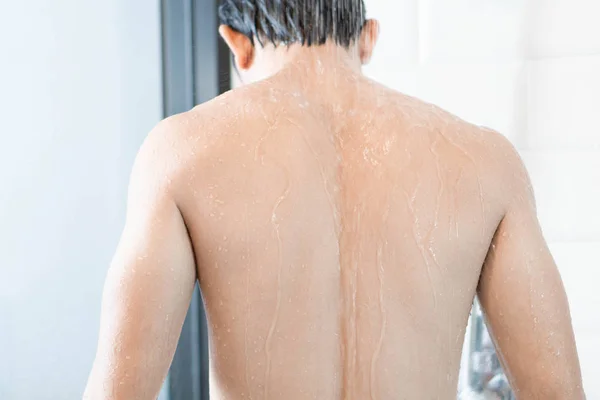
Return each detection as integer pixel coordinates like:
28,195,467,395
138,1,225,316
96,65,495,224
448,121,535,213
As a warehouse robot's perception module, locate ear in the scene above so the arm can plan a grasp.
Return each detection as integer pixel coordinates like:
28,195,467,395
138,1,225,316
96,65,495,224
219,25,255,70
358,19,380,65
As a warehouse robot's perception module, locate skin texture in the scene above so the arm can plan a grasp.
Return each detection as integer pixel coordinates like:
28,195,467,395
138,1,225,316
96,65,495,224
84,23,584,400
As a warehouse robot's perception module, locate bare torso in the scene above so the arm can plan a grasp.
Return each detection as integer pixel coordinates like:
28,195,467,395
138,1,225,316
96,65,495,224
170,72,513,400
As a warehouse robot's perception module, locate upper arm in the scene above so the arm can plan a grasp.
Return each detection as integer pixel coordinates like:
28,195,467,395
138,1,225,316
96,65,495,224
84,120,197,399
477,140,584,399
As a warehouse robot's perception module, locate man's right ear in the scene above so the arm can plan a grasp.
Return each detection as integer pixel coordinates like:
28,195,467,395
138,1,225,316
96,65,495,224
219,25,254,70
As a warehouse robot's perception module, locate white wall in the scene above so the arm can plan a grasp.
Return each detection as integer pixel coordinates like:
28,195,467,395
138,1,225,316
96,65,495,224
0,1,163,398
364,0,600,397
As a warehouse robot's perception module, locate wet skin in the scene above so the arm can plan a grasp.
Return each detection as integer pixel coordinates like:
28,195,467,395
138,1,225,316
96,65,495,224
84,58,584,399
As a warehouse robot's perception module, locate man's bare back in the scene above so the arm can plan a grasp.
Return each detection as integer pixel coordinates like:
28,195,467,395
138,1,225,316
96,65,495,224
184,74,499,399
159,66,582,398
84,55,584,400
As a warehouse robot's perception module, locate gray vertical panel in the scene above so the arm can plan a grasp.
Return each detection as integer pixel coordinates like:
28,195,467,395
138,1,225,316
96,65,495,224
192,0,218,104
162,0,194,116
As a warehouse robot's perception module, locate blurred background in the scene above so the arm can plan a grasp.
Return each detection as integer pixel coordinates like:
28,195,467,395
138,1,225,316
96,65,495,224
0,1,598,399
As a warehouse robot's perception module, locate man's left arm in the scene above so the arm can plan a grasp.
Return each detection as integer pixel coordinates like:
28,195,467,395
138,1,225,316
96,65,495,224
84,121,197,399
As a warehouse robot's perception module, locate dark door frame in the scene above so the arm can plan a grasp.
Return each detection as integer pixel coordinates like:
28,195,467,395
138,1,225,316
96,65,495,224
161,0,230,399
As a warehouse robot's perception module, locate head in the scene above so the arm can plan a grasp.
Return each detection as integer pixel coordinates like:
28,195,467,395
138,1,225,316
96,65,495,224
218,0,380,84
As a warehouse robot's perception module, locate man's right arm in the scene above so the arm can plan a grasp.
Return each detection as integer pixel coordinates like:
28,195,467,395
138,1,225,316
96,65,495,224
477,141,585,399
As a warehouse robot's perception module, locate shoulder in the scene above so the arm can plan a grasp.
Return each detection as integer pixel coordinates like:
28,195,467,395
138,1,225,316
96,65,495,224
466,124,531,196
477,126,535,208
445,120,535,208
137,89,251,165
131,88,262,192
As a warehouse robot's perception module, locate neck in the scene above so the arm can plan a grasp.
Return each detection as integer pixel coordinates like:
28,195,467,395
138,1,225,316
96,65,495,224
252,41,364,85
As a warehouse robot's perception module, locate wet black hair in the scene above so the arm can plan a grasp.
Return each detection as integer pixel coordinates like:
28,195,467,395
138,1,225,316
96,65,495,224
218,0,366,48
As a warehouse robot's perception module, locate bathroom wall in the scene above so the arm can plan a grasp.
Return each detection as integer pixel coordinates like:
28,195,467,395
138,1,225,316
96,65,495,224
363,0,600,397
0,1,163,398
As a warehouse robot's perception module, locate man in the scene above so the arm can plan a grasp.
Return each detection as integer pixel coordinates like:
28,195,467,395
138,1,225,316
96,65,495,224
84,0,585,399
